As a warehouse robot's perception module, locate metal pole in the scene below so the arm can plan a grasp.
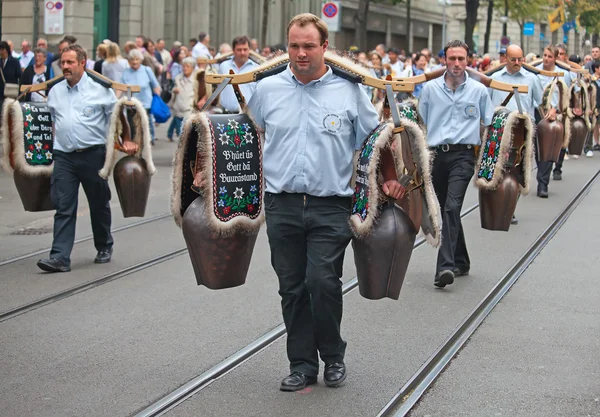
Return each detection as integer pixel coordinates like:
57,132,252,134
442,3,447,47
502,0,508,37
33,0,40,46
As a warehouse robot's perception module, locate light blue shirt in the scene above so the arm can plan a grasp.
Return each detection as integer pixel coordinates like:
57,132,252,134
248,65,379,197
419,72,494,146
489,67,543,118
535,63,573,108
219,58,258,112
48,72,117,152
121,65,160,109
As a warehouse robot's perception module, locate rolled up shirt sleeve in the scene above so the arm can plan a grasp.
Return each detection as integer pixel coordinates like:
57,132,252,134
480,89,494,126
353,84,380,150
247,85,265,130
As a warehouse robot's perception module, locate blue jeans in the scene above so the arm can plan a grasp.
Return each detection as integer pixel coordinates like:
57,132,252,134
167,116,183,140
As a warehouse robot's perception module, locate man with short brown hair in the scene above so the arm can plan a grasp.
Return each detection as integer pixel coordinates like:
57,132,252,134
247,12,405,391
218,35,257,113
419,40,494,287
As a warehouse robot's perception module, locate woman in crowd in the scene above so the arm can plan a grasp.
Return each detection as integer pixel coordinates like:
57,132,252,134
102,42,129,82
168,48,186,81
93,43,108,74
20,47,53,102
167,57,197,141
410,52,428,98
121,49,161,144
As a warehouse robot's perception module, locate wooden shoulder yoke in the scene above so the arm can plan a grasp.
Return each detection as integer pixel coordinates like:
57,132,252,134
466,67,528,93
205,52,415,92
485,62,564,78
20,69,141,94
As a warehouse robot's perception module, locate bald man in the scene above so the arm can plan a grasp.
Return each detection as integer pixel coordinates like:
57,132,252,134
488,44,543,223
488,45,543,118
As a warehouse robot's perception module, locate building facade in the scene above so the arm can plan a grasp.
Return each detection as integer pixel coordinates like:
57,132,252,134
0,0,592,59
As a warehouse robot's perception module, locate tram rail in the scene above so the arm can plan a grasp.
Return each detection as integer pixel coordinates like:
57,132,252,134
128,170,598,417
377,169,600,416
0,212,171,267
129,204,480,417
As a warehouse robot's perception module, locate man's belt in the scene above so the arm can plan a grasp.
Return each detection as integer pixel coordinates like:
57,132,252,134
429,143,474,152
74,144,105,153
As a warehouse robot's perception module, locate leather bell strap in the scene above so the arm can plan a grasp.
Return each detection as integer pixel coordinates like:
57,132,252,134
201,77,232,112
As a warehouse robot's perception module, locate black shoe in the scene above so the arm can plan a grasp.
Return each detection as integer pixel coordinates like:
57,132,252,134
511,215,518,225
452,267,470,277
434,270,455,288
593,144,600,151
324,362,347,387
553,172,562,181
280,372,317,392
94,248,113,264
537,188,548,198
37,258,71,273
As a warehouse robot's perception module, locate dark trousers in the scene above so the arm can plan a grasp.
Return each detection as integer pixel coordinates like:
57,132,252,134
431,149,474,273
50,147,113,265
553,148,566,175
265,192,352,377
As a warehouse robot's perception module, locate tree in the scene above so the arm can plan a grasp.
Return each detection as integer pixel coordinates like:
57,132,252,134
353,0,405,52
465,0,480,51
483,0,494,53
566,0,600,35
261,0,270,49
494,0,545,48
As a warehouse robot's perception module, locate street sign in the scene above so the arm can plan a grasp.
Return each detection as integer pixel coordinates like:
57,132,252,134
44,1,64,35
523,22,535,37
321,1,341,32
501,36,510,46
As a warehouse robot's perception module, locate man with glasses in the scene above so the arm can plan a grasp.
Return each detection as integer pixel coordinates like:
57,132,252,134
488,44,543,223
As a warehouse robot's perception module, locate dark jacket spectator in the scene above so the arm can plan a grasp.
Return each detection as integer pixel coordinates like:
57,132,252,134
0,41,23,102
20,54,53,102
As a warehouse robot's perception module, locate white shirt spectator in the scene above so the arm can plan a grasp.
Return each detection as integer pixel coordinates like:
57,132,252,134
192,43,211,60
20,50,34,69
388,60,404,77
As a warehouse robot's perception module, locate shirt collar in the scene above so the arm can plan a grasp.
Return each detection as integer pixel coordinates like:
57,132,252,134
439,70,469,91
67,71,88,91
228,58,257,71
286,64,333,86
500,67,526,77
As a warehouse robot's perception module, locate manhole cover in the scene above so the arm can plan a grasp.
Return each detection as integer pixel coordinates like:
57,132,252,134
10,227,53,236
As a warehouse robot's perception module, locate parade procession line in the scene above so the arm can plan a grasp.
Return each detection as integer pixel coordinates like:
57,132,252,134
156,158,599,417
0,187,481,417
0,157,596,417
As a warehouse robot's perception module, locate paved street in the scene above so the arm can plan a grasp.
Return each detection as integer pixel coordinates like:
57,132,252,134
1,123,598,417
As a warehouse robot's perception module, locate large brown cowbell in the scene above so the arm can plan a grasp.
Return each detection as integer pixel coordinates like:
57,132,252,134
182,197,259,290
537,119,564,162
568,118,587,156
113,156,152,217
353,201,417,300
479,173,519,231
13,170,54,212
